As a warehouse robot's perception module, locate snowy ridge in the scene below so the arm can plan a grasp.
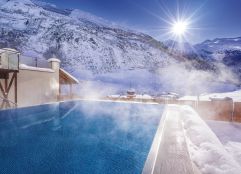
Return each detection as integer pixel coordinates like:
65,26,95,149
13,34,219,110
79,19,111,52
31,0,57,8
164,36,241,81
70,9,113,27
196,37,241,52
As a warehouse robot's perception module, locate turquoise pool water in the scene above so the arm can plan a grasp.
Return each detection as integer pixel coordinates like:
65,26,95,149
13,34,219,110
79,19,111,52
0,101,164,174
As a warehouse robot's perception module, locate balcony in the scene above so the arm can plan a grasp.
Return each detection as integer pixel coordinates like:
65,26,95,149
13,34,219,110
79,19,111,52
0,48,20,73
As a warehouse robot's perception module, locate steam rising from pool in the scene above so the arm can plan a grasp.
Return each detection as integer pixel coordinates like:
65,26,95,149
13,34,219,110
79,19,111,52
72,59,239,99
157,61,239,95
0,101,164,174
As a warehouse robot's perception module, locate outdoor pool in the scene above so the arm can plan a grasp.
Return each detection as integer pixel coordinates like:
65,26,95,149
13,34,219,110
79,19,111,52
0,101,164,174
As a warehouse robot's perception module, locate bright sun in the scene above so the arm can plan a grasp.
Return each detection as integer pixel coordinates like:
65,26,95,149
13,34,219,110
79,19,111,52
171,21,188,36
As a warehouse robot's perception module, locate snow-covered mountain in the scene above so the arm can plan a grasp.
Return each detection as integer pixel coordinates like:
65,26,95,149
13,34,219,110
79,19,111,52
163,40,193,53
0,0,176,75
193,37,241,78
195,37,241,53
164,37,241,79
0,0,239,94
164,37,241,59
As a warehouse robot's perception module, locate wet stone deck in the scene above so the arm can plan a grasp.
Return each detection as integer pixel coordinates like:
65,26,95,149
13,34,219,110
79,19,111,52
143,106,200,174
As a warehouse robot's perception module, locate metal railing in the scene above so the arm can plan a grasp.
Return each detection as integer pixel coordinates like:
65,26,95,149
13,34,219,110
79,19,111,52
19,55,49,68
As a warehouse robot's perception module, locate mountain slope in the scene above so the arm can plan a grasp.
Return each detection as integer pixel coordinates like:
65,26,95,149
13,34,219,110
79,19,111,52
195,37,241,53
0,0,176,76
164,37,241,79
0,0,238,94
193,37,241,79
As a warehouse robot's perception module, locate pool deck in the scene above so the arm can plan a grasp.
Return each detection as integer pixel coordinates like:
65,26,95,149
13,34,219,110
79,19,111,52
143,105,201,174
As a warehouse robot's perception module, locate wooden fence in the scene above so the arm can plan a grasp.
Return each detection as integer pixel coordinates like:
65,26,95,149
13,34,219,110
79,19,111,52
160,99,241,123
104,97,241,123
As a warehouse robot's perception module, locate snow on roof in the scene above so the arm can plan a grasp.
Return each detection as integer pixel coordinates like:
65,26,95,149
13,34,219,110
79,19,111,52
0,48,19,54
120,95,128,99
178,95,233,101
47,58,61,63
156,92,180,98
127,88,135,93
135,94,153,99
60,68,79,84
0,49,6,54
202,90,241,102
20,64,54,72
178,95,201,101
209,96,233,101
158,94,179,99
108,95,121,98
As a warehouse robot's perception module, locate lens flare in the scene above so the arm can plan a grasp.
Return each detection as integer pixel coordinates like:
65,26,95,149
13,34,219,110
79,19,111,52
137,0,205,47
171,21,188,36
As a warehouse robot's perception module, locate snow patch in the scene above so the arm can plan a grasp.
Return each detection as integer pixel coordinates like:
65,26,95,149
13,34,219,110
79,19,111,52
202,89,241,102
31,0,57,8
207,120,241,167
70,9,110,26
176,105,241,174
225,142,241,165
233,38,240,42
20,64,54,72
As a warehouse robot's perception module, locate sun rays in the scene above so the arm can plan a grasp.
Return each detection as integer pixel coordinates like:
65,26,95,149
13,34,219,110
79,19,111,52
134,0,209,52
171,20,188,36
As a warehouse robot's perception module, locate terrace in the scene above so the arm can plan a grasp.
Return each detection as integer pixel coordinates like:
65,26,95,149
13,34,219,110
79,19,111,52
0,48,20,108
0,48,79,109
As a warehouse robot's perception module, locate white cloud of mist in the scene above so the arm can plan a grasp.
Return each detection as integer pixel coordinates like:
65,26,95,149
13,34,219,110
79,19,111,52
157,61,239,95
0,100,162,136
72,60,240,98
74,101,163,137
76,81,120,99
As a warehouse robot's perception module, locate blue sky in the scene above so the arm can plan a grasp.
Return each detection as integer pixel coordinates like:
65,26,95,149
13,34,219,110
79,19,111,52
43,0,241,43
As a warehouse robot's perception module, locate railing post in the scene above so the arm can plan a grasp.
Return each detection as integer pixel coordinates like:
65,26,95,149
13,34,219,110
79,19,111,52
8,53,9,70
35,57,38,67
18,53,20,70
231,100,234,122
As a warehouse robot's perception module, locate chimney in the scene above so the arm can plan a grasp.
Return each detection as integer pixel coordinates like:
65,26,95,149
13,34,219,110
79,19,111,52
47,56,61,99
47,57,61,71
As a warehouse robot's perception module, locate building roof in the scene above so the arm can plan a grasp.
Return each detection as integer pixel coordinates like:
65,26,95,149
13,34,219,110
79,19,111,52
0,48,19,54
59,68,79,85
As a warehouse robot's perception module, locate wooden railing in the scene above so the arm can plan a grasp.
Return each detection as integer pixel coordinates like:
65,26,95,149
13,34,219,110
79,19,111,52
106,96,241,123
157,99,241,123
